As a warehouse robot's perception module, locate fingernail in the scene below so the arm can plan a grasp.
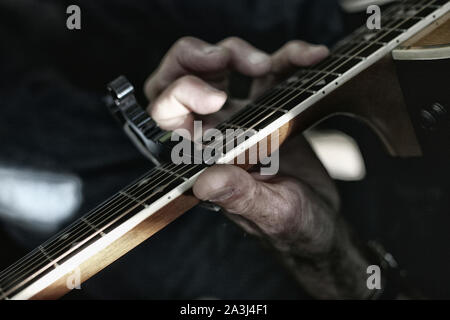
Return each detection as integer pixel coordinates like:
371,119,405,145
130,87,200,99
207,188,234,202
205,86,227,107
205,84,225,95
248,51,270,65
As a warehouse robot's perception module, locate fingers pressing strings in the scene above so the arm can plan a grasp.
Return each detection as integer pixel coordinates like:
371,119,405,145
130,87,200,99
145,36,274,132
250,40,329,98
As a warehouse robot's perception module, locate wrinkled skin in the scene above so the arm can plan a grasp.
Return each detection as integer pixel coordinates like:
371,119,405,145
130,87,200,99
144,36,371,299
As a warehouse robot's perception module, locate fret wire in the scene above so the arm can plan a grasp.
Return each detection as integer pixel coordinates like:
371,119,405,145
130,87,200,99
83,164,200,232
256,50,354,106
253,84,284,105
0,163,176,278
213,67,334,144
75,162,176,224
244,83,308,118
55,164,200,250
0,162,172,284
271,0,434,115
230,71,319,126
328,7,414,56
256,1,423,105
332,54,365,60
207,0,439,158
217,104,273,134
216,63,334,131
348,39,388,46
213,106,279,151
0,194,157,293
215,96,283,132
72,163,172,231
252,103,289,113
154,166,190,181
306,69,341,76
221,122,252,130
275,85,317,94
258,3,423,112
0,163,178,289
80,217,107,236
249,62,325,107
1,0,445,297
259,69,321,103
38,246,59,268
212,0,440,159
0,162,204,294
119,191,151,208
214,0,440,134
251,86,292,109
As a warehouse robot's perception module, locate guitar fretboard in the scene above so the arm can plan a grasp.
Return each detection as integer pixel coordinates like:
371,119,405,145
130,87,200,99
0,0,448,300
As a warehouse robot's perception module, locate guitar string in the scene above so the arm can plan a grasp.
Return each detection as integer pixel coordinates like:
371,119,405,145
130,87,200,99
0,161,176,280
210,1,418,135
0,0,442,298
0,162,178,286
0,162,197,284
208,2,423,152
0,0,443,297
219,0,415,114
3,0,428,284
203,0,433,136
0,162,204,293
0,0,436,292
2,8,398,284
0,0,438,294
223,0,434,125
0,164,195,287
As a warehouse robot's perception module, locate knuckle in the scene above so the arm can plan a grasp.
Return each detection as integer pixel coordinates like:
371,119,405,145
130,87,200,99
236,193,257,214
267,201,300,239
170,75,198,92
220,36,242,47
266,181,309,240
144,74,163,100
227,184,258,215
285,40,305,51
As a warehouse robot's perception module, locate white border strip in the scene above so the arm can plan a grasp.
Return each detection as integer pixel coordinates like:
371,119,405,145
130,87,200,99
393,45,450,60
11,2,450,300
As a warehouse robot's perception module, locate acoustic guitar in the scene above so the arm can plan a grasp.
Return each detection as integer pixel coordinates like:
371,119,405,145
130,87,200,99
0,0,448,300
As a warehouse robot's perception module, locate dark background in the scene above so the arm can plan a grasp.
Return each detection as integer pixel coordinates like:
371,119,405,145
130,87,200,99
0,0,449,299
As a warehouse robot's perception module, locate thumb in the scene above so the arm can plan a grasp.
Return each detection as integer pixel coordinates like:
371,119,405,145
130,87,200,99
193,164,304,238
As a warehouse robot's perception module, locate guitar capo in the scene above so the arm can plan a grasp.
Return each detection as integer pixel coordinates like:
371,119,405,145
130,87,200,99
105,75,172,166
105,76,222,213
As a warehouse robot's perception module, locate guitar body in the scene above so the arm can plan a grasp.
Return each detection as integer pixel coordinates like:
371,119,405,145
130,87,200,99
297,11,449,159
1,1,448,300
394,14,450,158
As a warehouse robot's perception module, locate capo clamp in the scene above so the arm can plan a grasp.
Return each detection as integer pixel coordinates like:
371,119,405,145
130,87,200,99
106,76,172,166
106,76,222,213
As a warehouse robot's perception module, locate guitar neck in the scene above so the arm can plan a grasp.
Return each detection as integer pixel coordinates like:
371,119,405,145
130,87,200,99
1,0,449,300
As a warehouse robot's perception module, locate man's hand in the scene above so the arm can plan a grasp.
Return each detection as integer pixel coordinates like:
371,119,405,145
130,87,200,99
144,37,371,299
144,36,328,132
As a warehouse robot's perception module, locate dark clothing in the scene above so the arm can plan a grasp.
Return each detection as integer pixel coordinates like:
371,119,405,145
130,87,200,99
0,0,448,299
0,0,344,299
